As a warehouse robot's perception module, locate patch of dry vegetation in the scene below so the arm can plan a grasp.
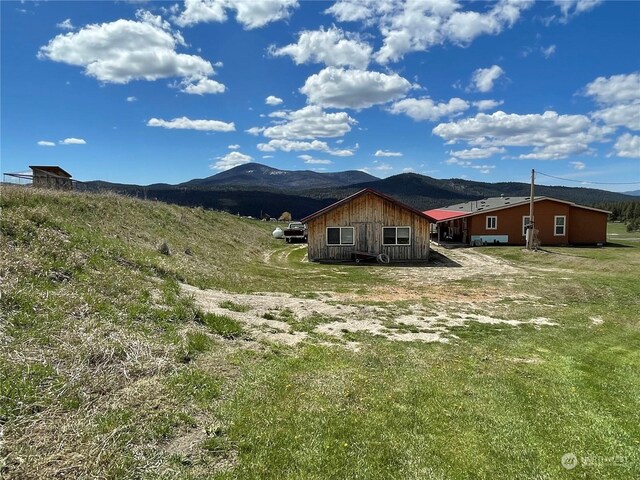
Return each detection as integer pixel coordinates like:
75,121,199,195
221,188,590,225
0,186,272,478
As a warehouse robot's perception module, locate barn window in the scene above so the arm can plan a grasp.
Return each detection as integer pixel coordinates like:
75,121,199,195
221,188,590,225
554,216,566,236
327,227,354,245
383,227,411,245
486,216,497,230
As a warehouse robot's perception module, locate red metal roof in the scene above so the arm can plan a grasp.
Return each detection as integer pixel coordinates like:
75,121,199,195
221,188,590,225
423,209,468,222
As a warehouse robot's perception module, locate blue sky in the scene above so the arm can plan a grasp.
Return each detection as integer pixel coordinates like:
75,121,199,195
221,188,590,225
1,0,639,190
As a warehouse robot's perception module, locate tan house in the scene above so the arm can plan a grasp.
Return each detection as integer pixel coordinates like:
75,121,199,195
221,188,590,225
30,166,73,190
301,188,435,263
426,196,610,246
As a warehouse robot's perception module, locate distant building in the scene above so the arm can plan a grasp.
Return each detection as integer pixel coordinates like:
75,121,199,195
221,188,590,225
29,166,73,190
426,196,610,246
302,188,435,263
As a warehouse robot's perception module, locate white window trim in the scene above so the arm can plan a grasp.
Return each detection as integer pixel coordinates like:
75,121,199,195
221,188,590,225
382,226,412,246
522,216,531,236
554,216,566,236
326,226,355,246
486,216,497,230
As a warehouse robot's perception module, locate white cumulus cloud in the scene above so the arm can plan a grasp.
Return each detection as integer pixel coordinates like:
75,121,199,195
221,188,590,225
181,77,226,95
585,72,640,131
57,18,75,30
374,150,403,157
473,99,503,111
126,96,137,102
39,11,216,86
258,139,354,156
433,110,610,160
270,26,372,69
174,0,298,29
471,65,504,92
37,140,56,147
300,67,412,109
585,72,640,106
327,0,534,64
614,133,640,158
553,0,602,22
147,116,235,132
449,146,505,159
228,144,240,150
211,151,253,171
262,105,356,139
265,95,283,105
570,161,586,170
389,97,469,121
60,138,86,145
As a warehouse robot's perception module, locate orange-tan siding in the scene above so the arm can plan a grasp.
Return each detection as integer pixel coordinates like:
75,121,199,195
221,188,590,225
463,199,606,245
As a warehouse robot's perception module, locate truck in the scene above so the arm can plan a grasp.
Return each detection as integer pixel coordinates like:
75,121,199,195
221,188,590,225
283,222,308,243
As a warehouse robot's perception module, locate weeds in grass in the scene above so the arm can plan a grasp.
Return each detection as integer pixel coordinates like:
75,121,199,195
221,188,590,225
197,312,244,339
219,300,251,313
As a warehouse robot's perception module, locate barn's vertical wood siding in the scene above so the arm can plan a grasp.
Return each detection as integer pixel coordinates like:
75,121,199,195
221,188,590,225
306,191,430,262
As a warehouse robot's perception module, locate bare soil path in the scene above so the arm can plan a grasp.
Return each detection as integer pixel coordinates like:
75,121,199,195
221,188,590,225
183,245,556,347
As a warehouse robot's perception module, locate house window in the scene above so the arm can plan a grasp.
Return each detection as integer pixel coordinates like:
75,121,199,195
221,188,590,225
522,216,531,236
326,227,354,245
554,216,566,236
486,216,497,230
383,226,411,245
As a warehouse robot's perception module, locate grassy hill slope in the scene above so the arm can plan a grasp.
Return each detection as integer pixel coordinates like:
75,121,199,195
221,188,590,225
1,186,639,479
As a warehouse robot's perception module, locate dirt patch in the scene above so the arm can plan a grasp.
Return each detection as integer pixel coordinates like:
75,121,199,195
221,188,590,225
183,284,556,348
182,284,383,346
183,247,559,348
590,316,604,326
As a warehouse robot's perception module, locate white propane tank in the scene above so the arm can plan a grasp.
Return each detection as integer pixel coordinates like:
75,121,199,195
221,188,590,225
272,227,284,239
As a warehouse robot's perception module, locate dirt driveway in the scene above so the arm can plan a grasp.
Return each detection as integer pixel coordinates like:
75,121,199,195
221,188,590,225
183,246,556,348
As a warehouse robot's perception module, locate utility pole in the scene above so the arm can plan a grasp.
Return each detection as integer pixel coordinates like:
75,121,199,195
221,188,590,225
527,168,535,250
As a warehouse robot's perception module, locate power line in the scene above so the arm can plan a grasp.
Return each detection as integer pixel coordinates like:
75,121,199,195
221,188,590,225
536,171,640,186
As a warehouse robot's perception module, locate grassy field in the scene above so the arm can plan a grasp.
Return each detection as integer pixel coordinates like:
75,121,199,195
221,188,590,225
1,186,638,479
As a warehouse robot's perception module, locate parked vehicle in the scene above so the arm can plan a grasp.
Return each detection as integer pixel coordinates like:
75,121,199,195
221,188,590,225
283,222,307,243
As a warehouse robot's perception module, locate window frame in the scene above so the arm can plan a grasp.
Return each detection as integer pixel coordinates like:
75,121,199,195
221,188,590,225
326,226,355,246
486,216,498,230
554,215,566,236
382,226,412,246
522,216,531,236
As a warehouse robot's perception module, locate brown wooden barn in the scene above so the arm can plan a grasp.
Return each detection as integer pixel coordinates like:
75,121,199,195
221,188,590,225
301,188,435,263
426,196,610,246
29,166,73,190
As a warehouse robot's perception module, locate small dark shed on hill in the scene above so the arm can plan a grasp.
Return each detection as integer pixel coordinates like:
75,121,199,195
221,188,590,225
30,166,73,190
301,188,435,263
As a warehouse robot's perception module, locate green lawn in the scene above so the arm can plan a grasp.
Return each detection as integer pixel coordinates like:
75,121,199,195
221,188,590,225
1,187,638,479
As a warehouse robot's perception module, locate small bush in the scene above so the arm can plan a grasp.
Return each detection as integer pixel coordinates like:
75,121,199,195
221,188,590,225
157,241,171,256
197,312,244,339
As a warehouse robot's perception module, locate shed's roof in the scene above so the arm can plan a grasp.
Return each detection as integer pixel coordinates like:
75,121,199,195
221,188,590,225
425,195,610,223
425,209,469,222
29,166,72,178
301,188,436,223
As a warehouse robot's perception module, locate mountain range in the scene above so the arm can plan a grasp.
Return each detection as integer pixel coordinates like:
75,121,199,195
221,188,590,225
85,163,637,219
